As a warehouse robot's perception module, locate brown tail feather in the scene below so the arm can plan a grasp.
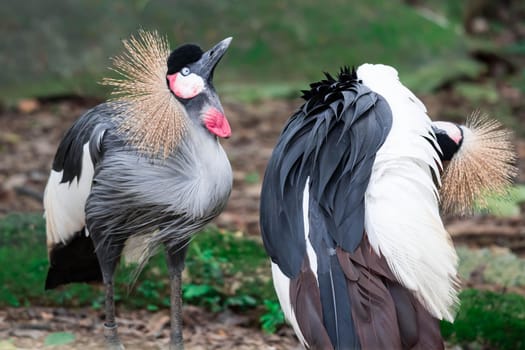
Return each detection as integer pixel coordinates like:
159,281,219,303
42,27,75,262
336,235,444,350
290,258,334,350
386,282,419,347
337,245,402,349
387,282,443,350
410,295,444,350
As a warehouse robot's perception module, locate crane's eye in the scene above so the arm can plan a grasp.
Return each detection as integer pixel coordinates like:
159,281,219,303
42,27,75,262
181,67,190,76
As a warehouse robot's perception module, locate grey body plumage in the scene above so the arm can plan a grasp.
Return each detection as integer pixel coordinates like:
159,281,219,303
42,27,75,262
85,103,232,251
46,100,232,289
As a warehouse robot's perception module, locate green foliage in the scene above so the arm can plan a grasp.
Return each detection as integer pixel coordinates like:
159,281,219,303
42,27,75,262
221,82,302,104
457,246,525,288
183,227,274,312
43,332,76,346
441,289,525,350
402,58,482,94
183,284,216,299
225,295,257,309
0,0,476,102
454,82,499,104
477,185,525,217
244,172,261,185
0,214,275,317
260,299,285,333
0,213,54,307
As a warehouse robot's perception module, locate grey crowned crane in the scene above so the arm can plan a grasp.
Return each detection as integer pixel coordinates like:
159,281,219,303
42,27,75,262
43,31,233,350
260,64,516,349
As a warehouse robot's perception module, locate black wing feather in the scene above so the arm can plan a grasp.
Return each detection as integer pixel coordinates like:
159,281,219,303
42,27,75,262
260,68,393,348
52,104,111,183
260,68,392,278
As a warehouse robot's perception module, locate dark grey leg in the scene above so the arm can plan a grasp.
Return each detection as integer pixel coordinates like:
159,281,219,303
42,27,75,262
169,268,184,350
86,186,126,349
165,242,190,350
93,242,125,350
103,280,124,349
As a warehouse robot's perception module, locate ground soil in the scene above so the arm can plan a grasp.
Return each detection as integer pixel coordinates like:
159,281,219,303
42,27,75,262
0,306,301,349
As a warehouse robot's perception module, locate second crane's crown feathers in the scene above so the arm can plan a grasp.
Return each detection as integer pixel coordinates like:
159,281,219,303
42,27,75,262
102,30,187,159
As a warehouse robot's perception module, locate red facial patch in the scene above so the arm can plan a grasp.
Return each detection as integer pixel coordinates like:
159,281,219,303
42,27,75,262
204,108,231,138
167,73,205,99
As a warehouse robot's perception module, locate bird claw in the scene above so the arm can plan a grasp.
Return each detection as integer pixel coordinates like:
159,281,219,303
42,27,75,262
169,342,184,350
104,323,125,350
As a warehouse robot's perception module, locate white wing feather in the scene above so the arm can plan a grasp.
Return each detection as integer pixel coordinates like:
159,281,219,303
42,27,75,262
271,262,308,347
269,178,315,349
357,64,459,321
43,143,94,248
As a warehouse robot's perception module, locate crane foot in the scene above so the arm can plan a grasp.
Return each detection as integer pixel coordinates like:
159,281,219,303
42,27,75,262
104,323,125,350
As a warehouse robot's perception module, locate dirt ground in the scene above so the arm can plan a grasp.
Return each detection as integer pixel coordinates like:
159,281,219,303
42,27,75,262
0,94,524,349
0,306,301,350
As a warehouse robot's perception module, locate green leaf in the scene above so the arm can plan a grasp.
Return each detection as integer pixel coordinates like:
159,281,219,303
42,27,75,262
244,172,261,184
44,332,76,346
182,284,216,299
225,295,257,307
4,292,20,307
260,299,285,333
146,304,159,311
441,289,525,350
91,299,102,310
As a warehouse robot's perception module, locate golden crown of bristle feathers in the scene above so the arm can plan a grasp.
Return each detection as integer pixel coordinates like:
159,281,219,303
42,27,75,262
439,112,518,215
101,30,187,159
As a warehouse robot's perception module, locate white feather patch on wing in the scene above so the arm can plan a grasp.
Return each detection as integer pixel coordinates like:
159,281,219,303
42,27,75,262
268,178,317,349
357,64,459,322
271,262,308,348
303,177,318,283
44,143,94,248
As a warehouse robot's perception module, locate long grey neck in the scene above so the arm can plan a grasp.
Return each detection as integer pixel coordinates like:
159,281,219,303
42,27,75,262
168,124,233,218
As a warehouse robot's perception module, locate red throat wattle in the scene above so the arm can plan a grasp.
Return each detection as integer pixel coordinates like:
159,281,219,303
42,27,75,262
204,107,231,138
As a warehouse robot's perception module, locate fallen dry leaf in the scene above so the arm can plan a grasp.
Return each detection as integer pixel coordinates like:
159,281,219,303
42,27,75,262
16,98,40,114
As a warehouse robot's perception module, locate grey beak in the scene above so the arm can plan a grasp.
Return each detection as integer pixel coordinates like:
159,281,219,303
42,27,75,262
195,37,232,82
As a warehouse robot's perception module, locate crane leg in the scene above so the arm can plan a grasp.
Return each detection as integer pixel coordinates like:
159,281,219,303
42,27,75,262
94,244,124,350
86,193,126,349
165,241,190,350
103,279,124,350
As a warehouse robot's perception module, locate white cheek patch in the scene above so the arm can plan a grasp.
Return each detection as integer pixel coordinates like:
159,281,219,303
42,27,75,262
167,72,205,99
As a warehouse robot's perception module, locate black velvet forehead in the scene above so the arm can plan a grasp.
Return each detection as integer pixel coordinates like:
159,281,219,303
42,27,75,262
166,44,203,74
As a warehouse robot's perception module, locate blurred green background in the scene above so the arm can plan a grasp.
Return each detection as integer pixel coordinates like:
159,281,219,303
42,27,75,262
2,0,518,100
